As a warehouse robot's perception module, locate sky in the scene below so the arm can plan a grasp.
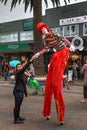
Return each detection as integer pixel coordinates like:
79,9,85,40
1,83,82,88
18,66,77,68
0,0,87,23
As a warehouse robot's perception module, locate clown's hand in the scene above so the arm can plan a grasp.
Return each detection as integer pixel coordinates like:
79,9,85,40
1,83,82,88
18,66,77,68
70,44,76,52
45,46,50,52
53,48,57,52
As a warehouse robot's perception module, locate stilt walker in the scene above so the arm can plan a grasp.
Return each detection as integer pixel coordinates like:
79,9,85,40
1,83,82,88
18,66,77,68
30,22,75,125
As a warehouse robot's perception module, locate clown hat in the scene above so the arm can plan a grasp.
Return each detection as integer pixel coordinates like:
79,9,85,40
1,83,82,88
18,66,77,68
37,22,50,34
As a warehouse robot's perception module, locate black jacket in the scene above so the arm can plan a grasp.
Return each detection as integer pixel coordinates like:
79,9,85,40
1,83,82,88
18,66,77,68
13,62,31,96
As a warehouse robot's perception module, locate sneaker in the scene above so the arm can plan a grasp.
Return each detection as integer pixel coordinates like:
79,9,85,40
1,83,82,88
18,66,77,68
13,120,24,124
42,93,45,96
80,99,87,103
32,91,38,95
18,117,25,121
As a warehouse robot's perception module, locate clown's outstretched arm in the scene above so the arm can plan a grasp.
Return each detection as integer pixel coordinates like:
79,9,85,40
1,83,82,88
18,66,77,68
56,32,75,52
30,48,47,62
63,37,75,52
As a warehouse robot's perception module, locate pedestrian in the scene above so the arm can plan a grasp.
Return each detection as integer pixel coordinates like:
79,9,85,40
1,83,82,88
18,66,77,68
63,68,70,89
3,62,8,80
81,60,87,103
13,61,31,124
67,62,73,83
8,64,14,80
72,62,78,80
30,22,75,125
28,63,38,95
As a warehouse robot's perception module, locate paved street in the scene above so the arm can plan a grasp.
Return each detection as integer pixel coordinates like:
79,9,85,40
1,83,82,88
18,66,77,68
0,79,87,130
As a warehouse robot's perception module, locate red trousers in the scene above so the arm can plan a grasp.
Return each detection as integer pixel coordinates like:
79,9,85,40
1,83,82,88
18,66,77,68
43,47,70,122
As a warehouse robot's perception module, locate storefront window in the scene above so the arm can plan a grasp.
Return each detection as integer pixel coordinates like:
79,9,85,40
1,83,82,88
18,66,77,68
83,23,87,36
56,27,63,36
64,26,70,37
71,25,79,36
71,54,80,61
64,25,79,37
51,27,63,36
50,28,56,33
0,33,18,43
50,25,79,37
20,31,33,41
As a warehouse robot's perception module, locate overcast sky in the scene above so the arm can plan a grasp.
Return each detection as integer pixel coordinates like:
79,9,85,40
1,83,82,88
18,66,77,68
0,0,87,23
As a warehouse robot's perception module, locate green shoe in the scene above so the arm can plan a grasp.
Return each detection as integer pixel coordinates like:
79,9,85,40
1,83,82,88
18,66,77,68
32,91,38,95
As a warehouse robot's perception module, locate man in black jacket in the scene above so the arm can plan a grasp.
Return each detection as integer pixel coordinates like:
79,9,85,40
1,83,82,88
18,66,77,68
13,61,31,124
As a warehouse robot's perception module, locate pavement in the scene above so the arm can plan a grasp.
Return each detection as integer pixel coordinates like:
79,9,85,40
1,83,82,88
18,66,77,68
0,76,87,130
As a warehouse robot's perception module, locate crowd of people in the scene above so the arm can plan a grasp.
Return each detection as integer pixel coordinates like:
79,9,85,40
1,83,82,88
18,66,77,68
0,61,15,80
67,60,81,83
0,56,83,84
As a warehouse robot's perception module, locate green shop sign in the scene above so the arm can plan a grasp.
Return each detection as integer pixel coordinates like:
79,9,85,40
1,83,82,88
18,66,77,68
0,43,30,51
23,19,33,31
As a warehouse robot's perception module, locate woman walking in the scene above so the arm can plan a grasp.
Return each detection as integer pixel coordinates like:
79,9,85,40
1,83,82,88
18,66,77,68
81,60,87,103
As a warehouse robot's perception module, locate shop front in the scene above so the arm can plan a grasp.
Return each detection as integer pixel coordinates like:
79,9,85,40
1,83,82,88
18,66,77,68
0,42,33,62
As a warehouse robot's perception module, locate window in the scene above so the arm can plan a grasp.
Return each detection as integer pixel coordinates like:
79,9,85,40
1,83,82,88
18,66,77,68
51,27,63,36
49,25,79,38
71,25,79,36
83,23,87,36
0,33,18,43
56,27,63,36
64,25,79,37
50,28,56,33
20,31,33,41
64,26,70,37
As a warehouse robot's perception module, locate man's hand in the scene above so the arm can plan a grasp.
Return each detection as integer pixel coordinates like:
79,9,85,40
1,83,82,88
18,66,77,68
30,56,35,62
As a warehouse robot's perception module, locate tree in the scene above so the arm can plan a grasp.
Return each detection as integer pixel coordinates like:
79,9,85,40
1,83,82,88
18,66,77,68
0,0,70,75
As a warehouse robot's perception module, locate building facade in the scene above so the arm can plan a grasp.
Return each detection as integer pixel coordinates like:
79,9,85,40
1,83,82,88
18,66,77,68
0,1,87,74
45,1,87,67
0,18,34,62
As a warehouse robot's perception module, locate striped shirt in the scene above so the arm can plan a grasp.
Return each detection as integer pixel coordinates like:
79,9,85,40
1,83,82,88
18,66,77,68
34,33,71,58
43,33,71,50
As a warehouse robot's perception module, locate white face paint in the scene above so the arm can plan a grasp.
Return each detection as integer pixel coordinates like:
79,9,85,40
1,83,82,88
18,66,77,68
41,27,49,35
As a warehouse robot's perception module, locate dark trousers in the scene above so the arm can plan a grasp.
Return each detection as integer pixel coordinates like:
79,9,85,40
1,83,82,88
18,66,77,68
83,86,87,98
14,92,23,121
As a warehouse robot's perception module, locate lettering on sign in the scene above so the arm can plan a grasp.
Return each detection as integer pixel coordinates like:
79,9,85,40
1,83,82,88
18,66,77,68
8,45,19,49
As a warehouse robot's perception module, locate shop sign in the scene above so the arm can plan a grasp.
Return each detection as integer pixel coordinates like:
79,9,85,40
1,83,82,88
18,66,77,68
60,15,87,25
0,43,30,51
23,19,33,31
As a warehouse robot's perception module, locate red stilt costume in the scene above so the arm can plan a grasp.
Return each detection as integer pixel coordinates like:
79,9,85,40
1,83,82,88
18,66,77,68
30,22,75,124
43,47,70,123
